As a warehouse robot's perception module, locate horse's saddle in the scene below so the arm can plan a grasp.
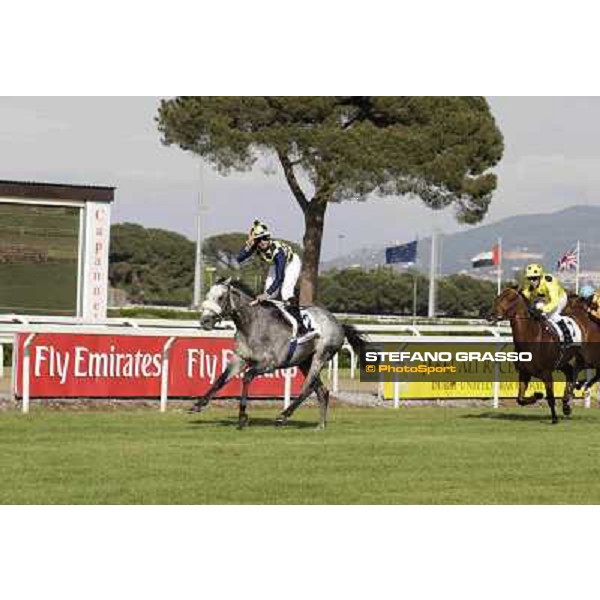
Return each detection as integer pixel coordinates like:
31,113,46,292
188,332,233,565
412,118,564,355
272,304,320,367
268,301,319,343
547,316,582,345
292,307,320,342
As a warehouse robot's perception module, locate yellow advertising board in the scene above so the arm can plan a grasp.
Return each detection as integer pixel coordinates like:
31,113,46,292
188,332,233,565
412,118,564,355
371,340,595,400
382,379,574,399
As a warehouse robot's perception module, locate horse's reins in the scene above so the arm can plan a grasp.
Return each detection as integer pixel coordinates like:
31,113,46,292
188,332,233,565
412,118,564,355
201,283,248,324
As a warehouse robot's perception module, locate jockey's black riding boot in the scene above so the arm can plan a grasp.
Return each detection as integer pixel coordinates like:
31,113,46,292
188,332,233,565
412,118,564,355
285,302,307,336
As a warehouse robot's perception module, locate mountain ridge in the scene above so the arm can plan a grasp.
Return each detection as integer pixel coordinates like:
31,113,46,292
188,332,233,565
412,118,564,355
322,205,600,282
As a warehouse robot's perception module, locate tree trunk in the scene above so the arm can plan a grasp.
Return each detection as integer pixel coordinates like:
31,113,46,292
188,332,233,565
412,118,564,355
299,199,328,305
276,151,329,305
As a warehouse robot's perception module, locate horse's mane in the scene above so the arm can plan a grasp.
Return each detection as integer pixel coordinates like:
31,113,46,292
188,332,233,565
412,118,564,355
225,278,257,299
217,277,288,324
496,287,530,316
500,285,525,299
566,292,587,312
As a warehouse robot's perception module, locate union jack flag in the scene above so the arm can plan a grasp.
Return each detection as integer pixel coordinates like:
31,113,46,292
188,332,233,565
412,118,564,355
557,247,578,272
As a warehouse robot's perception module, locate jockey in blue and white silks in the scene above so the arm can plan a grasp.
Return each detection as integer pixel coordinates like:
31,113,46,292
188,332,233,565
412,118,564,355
236,220,306,335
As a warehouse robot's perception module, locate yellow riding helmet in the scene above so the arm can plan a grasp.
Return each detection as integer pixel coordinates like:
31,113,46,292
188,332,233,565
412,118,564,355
250,220,270,241
525,263,544,279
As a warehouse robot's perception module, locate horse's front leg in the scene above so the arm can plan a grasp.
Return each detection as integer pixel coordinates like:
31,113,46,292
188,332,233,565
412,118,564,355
542,373,559,424
516,371,534,406
189,355,247,413
238,368,258,429
560,363,575,417
572,353,587,390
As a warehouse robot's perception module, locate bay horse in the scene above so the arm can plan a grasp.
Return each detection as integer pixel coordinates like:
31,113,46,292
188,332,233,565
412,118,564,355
564,295,600,392
490,287,579,423
191,278,367,430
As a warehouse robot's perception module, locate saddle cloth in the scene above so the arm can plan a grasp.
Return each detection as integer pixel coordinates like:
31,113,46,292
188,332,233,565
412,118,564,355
295,307,321,342
549,316,582,345
280,306,320,367
299,308,316,335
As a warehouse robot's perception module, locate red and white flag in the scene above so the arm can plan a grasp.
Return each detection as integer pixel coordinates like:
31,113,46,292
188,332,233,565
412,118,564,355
557,247,578,272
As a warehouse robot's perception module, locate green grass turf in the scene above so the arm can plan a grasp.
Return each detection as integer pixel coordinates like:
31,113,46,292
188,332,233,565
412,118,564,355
0,204,79,314
2,405,600,504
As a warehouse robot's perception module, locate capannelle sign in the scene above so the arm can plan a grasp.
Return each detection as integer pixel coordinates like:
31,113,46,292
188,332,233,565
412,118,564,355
14,333,302,398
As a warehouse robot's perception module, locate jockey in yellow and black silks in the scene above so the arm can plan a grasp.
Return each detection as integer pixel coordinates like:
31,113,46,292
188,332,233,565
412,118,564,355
521,263,568,326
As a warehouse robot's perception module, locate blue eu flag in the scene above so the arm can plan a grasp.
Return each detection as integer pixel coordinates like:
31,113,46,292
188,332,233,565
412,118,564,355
385,240,418,264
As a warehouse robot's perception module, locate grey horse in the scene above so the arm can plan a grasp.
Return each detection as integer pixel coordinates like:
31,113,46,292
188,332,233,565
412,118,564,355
191,278,366,429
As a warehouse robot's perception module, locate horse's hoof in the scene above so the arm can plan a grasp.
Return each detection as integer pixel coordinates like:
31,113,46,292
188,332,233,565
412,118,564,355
563,405,572,417
552,418,559,425
237,416,249,430
518,397,536,406
314,424,326,431
188,402,206,414
274,417,286,427
533,392,544,401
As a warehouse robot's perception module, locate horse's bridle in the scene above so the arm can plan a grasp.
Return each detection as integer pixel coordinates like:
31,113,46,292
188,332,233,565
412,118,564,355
490,289,519,323
492,289,550,329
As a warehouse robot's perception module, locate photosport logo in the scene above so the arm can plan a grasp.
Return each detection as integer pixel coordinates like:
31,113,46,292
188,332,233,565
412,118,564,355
359,342,537,383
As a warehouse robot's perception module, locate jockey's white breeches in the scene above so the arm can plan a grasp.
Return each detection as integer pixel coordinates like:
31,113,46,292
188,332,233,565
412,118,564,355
265,253,302,301
543,293,568,323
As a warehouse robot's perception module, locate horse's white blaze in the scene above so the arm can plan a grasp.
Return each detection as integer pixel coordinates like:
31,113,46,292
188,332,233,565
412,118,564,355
201,299,222,316
201,284,229,318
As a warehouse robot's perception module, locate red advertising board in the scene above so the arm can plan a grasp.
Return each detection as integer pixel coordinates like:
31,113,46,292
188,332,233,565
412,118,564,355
14,333,303,398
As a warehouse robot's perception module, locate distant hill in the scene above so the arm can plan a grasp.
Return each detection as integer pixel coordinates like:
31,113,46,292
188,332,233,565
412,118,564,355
322,205,600,283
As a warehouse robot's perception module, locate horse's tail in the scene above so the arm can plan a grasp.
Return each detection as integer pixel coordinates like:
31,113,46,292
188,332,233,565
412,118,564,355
342,323,368,353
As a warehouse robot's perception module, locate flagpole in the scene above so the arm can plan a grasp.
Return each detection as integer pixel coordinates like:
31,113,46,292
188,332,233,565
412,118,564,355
576,240,581,294
412,275,418,324
497,237,502,295
192,161,205,309
412,234,419,324
428,229,437,318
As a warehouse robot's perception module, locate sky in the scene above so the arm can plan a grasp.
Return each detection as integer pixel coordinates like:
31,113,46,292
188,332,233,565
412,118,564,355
0,96,599,260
